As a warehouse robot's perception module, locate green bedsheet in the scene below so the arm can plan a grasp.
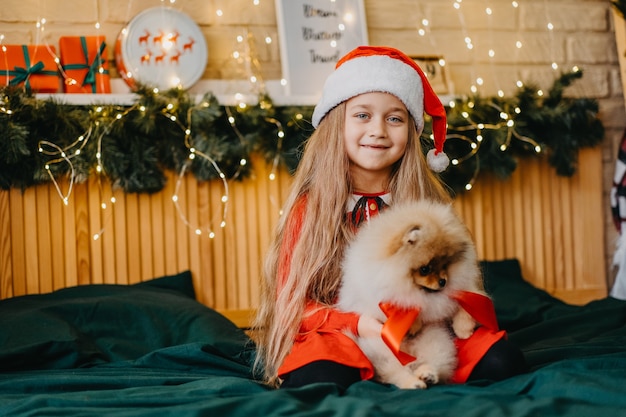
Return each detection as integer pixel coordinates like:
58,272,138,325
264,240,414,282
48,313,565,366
0,260,625,417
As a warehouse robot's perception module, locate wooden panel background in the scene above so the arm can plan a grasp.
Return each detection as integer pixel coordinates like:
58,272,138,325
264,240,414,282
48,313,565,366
0,148,607,325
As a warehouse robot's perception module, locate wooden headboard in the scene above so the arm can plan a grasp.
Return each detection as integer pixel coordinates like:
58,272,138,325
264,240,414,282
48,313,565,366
0,149,607,328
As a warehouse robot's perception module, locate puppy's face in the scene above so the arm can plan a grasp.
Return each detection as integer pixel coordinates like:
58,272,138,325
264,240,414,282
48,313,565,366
385,222,470,294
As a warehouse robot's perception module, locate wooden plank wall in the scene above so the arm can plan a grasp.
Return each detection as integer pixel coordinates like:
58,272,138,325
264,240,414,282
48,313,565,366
0,149,607,316
455,147,606,304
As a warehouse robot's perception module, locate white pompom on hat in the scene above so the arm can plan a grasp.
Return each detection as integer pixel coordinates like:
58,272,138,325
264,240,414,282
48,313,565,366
311,46,449,172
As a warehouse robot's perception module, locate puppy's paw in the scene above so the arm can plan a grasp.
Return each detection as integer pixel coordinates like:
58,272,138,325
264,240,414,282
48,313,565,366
452,308,476,339
407,317,423,338
394,374,428,390
414,364,439,386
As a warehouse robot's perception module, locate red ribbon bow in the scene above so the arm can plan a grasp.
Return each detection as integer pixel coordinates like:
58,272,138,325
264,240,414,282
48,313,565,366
450,291,499,332
378,291,499,365
378,303,420,365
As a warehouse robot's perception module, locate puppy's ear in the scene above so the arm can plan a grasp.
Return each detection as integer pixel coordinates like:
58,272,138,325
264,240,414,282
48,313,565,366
404,226,421,245
385,226,423,257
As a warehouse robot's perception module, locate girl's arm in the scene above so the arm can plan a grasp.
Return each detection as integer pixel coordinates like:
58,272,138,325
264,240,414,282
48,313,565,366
278,195,381,338
357,313,384,338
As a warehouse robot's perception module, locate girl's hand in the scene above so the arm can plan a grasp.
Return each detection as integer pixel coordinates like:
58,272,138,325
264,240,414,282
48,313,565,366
357,314,383,338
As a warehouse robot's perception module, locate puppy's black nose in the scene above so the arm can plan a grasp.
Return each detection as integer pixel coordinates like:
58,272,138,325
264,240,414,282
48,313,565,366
438,278,447,288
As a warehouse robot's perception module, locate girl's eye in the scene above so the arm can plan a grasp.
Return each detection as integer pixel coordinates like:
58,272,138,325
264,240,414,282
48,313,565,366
355,113,369,119
388,115,403,123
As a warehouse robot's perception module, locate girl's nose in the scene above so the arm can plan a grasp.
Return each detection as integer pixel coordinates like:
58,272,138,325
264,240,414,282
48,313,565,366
369,117,387,137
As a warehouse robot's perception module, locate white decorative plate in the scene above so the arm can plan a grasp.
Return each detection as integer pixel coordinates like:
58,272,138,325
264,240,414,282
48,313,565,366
115,6,208,90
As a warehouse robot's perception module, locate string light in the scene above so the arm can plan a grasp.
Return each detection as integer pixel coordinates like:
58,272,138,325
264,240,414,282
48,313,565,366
35,68,138,236
444,93,543,188
543,0,559,72
32,13,108,93
265,117,285,181
161,92,238,238
2,0,586,242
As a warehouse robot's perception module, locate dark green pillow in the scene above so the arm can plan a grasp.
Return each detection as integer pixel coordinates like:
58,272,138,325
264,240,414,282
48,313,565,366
481,259,575,332
0,271,251,371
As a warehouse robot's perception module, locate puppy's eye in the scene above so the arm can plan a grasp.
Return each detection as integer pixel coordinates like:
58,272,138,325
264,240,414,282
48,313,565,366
419,265,432,276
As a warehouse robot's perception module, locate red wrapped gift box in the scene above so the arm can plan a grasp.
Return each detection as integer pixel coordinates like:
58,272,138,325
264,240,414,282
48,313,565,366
59,36,111,93
0,45,59,93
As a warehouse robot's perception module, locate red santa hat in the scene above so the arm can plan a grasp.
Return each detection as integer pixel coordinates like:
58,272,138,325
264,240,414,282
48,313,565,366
311,46,449,172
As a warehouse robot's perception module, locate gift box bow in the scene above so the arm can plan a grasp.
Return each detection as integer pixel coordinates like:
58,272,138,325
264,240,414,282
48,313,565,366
7,45,58,92
62,38,109,92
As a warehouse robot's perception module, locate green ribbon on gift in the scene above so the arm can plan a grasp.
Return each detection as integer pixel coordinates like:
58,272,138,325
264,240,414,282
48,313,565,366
8,45,58,92
62,38,109,92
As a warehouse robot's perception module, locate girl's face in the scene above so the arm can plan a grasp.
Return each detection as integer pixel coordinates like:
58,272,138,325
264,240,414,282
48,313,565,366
343,92,410,192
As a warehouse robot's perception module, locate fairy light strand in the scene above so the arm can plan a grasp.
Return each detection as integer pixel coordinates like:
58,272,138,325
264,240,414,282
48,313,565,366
1,0,583,237
34,2,269,240
544,0,558,71
166,95,232,238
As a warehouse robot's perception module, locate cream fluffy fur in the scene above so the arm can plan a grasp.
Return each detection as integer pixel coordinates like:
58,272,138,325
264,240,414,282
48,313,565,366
337,201,485,389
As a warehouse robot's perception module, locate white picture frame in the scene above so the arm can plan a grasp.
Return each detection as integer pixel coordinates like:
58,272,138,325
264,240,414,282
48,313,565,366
275,0,368,102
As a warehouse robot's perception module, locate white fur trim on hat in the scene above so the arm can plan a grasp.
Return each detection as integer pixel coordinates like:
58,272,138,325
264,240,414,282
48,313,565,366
311,55,425,130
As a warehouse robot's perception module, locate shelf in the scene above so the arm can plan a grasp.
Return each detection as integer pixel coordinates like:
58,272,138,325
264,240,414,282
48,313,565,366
36,79,321,106
35,78,455,107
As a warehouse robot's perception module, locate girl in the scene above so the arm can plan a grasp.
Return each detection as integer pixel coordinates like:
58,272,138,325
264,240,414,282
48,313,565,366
253,46,527,389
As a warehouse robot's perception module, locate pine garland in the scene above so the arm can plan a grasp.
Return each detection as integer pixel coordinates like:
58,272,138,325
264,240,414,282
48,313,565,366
0,70,604,195
440,70,604,192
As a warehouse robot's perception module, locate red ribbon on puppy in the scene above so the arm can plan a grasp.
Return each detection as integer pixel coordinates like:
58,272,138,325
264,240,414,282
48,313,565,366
378,292,499,365
378,303,420,365
450,291,499,331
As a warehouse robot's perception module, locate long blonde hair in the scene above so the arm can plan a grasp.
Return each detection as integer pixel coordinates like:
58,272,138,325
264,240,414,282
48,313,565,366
252,102,451,386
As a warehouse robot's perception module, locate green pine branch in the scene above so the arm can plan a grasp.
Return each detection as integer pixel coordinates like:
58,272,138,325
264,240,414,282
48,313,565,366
0,70,605,195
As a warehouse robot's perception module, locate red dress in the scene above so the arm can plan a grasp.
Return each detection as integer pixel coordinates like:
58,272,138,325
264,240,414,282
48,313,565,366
276,194,506,383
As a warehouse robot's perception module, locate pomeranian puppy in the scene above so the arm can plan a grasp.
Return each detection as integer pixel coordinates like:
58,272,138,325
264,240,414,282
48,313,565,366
337,200,486,389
